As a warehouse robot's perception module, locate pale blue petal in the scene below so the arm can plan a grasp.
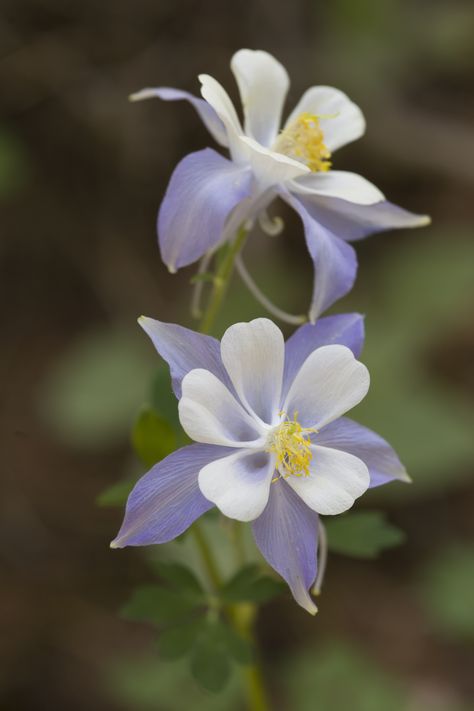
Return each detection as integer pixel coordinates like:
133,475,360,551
158,148,253,271
290,193,430,243
139,317,231,398
282,190,358,321
315,417,409,488
282,313,365,401
252,479,319,614
111,444,232,547
130,86,228,147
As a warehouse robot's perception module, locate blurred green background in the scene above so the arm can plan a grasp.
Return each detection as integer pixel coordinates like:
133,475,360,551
1,0,474,709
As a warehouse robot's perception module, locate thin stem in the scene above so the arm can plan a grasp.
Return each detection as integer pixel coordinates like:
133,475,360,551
188,225,270,710
232,520,247,567
190,250,214,319
312,519,328,596
194,518,269,710
192,521,222,590
242,663,269,711
230,604,270,711
199,227,248,334
235,255,307,326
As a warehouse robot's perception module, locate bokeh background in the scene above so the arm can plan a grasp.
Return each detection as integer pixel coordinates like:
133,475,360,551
2,0,474,709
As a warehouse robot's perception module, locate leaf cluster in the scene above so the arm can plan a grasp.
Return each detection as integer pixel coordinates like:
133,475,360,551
121,562,284,692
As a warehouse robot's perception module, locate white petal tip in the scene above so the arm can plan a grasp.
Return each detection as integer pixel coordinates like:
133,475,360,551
296,588,318,615
110,539,120,549
129,90,151,102
305,600,318,615
418,215,431,227
400,470,412,483
167,264,177,274
137,315,153,329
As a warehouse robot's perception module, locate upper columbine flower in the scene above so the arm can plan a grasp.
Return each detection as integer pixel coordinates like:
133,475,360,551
132,49,430,321
112,315,409,613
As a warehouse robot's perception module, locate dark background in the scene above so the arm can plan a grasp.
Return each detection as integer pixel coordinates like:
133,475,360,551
1,1,474,709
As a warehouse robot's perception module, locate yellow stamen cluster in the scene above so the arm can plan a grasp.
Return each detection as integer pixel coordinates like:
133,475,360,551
266,412,315,482
274,112,332,172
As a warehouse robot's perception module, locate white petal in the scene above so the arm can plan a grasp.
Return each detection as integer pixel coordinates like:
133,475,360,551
239,135,310,186
198,449,275,521
231,49,289,147
179,369,264,447
292,171,384,205
283,345,370,429
285,86,365,152
287,445,370,515
198,74,246,163
221,318,284,425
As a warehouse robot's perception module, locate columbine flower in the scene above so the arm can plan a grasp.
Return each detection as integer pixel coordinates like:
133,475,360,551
112,315,409,613
132,49,429,321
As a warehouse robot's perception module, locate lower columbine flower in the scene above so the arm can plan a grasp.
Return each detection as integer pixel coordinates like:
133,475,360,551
131,48,430,320
112,315,409,613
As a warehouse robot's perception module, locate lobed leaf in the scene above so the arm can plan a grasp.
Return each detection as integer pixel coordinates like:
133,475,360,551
152,561,204,598
221,564,285,603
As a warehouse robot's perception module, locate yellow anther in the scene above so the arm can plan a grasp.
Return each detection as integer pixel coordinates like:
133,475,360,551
266,411,316,480
274,113,332,172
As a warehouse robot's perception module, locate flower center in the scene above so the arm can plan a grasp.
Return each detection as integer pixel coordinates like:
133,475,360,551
266,412,316,481
274,113,332,172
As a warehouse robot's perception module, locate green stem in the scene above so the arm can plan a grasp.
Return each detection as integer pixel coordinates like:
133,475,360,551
192,522,269,711
232,520,247,567
192,521,222,590
230,604,269,711
191,225,269,711
199,227,248,335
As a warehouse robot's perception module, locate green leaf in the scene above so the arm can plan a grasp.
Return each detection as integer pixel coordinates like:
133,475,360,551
190,620,232,692
96,477,135,507
152,561,204,598
132,406,177,467
420,544,474,640
159,619,204,660
150,367,183,434
121,585,201,626
326,511,405,559
220,623,254,665
221,565,285,603
158,614,252,666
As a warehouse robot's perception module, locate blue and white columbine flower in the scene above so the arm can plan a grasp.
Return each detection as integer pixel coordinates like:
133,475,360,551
132,48,429,321
112,315,409,613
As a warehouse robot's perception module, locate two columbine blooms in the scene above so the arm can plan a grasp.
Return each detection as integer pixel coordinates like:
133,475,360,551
113,49,427,613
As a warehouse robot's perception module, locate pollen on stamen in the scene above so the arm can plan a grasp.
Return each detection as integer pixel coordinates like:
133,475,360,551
267,411,316,481
274,112,332,173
